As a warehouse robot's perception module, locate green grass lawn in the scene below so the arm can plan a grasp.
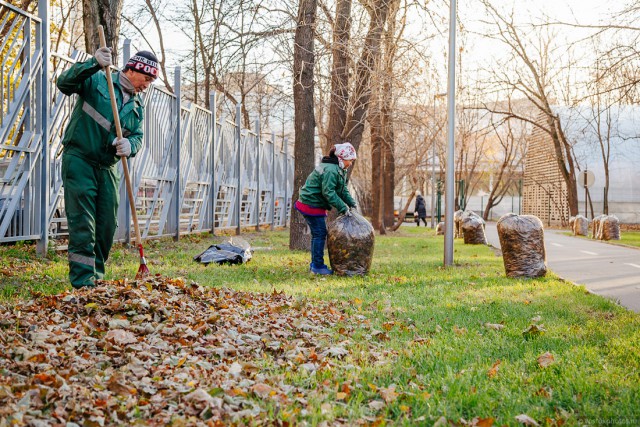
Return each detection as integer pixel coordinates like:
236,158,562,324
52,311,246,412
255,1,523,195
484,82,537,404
619,231,640,248
561,230,640,248
1,228,639,425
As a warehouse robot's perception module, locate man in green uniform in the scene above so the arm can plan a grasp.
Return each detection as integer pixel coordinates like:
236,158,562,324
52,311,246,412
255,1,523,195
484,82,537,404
57,48,158,288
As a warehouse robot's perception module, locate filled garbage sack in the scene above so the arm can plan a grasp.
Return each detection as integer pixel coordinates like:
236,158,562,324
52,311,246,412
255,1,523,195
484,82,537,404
462,215,487,244
194,237,253,265
572,215,589,236
600,215,620,241
327,211,375,276
496,213,547,278
591,214,606,239
454,210,464,238
436,222,445,235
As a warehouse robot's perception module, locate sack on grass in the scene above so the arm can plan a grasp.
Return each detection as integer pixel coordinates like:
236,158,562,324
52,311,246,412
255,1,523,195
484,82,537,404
327,211,375,276
194,237,253,265
592,214,605,239
454,210,464,238
600,215,620,241
572,215,589,236
496,213,546,278
462,215,487,245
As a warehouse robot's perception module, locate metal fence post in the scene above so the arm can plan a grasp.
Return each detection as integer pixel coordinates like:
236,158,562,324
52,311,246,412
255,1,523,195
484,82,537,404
210,91,217,234
173,67,182,241
37,0,50,256
283,137,289,228
271,131,276,231
122,41,131,244
235,103,242,235
123,39,130,68
255,118,260,231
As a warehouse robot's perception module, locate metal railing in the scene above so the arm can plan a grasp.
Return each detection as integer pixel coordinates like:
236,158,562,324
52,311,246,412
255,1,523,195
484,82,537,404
0,1,294,252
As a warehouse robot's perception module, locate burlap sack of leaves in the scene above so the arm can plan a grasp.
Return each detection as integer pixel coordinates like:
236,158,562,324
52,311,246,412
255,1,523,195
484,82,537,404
436,222,445,235
327,211,375,276
462,215,487,244
572,215,589,236
454,210,464,238
601,215,621,240
497,213,547,278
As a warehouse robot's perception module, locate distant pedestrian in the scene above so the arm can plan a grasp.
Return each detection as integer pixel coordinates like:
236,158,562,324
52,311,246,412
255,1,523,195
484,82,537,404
295,142,358,275
414,190,427,226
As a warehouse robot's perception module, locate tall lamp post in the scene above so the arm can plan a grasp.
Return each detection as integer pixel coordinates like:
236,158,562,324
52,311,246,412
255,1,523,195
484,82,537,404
431,93,447,229
443,0,457,266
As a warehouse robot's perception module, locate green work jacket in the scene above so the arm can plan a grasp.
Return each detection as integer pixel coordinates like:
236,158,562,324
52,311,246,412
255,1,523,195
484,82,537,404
298,162,356,215
57,57,144,169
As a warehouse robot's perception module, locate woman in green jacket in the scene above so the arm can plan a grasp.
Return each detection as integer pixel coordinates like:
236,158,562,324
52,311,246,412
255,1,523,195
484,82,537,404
295,143,357,275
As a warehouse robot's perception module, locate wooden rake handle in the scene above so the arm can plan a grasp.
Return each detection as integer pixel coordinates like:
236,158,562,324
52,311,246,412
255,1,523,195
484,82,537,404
98,26,143,246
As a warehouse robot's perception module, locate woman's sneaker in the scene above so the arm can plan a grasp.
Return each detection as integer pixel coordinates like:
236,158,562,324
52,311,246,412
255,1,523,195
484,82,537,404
310,263,333,275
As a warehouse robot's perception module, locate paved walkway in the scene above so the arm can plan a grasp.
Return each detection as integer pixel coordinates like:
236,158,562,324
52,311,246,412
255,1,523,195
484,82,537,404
483,223,640,313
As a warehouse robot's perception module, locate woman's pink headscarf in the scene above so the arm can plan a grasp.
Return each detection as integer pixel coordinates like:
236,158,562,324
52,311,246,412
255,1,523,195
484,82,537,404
333,142,357,169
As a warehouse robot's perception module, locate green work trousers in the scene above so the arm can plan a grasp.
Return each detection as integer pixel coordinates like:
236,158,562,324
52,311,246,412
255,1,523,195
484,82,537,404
62,153,120,288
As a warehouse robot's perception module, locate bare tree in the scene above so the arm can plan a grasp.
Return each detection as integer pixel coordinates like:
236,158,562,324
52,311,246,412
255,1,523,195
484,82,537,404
122,0,173,92
325,0,352,149
289,0,317,250
481,105,527,220
479,0,580,216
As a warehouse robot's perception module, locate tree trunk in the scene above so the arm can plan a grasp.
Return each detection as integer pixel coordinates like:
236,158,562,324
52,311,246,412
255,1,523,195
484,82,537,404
549,115,579,216
369,84,383,231
83,0,123,63
325,0,352,151
381,94,394,226
342,0,391,152
381,49,395,226
289,0,317,251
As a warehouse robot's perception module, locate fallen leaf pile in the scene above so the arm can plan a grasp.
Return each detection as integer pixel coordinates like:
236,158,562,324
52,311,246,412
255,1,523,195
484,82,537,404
0,276,364,426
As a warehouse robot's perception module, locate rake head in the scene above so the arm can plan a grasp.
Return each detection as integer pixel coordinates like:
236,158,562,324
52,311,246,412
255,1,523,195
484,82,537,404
135,243,150,280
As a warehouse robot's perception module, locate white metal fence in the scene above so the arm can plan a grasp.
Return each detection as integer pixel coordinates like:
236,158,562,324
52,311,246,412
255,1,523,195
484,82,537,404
0,1,294,253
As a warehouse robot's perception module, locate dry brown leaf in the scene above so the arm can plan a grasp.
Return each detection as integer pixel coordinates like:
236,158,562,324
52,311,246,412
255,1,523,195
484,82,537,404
379,385,399,403
251,383,274,398
537,352,555,368
454,325,467,335
105,329,137,345
487,359,501,378
515,414,540,426
484,323,504,331
474,417,495,427
320,402,332,415
368,400,385,411
433,416,448,427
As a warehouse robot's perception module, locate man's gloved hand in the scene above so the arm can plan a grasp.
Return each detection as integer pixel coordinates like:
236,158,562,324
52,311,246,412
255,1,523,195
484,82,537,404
349,206,357,213
94,47,112,68
344,209,353,217
112,137,131,157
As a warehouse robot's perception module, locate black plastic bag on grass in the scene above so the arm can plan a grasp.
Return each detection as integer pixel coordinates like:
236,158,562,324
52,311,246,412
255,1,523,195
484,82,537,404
327,211,375,276
194,237,253,265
